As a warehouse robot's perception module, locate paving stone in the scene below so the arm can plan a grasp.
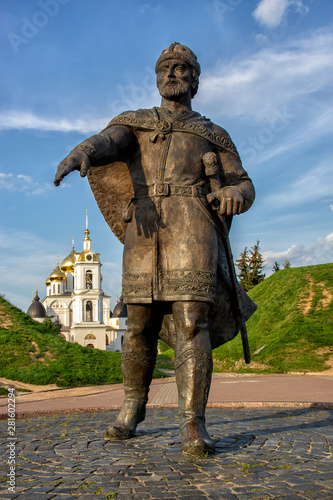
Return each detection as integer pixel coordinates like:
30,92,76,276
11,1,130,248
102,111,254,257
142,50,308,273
0,407,332,498
273,496,308,500
9,495,55,500
236,492,272,499
149,490,177,497
199,489,239,499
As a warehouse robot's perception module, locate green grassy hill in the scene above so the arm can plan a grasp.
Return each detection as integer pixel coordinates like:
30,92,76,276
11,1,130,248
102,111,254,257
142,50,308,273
213,263,333,373
1,263,332,387
0,295,124,387
0,296,168,388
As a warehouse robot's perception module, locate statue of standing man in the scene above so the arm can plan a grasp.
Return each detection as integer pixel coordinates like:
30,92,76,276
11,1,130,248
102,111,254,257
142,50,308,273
55,43,256,456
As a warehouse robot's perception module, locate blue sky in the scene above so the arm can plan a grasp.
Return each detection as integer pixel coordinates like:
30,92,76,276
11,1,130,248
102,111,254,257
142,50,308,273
1,0,332,312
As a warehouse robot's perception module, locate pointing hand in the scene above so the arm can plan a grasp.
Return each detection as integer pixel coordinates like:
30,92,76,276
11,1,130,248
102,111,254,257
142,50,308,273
54,150,91,186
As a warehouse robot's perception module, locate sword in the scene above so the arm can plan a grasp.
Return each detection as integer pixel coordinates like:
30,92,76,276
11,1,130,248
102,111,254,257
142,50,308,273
202,152,251,364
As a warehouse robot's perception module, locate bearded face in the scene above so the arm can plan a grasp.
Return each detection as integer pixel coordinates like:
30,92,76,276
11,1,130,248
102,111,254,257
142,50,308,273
159,82,191,99
156,60,193,101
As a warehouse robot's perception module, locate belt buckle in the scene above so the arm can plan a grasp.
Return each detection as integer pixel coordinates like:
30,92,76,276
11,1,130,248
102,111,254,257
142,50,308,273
155,183,169,196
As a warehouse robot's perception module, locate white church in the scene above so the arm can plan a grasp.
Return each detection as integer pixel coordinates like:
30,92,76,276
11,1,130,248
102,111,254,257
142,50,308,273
27,210,127,351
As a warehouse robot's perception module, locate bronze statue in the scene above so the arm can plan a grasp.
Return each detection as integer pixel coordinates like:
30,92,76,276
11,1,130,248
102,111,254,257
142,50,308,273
54,43,256,456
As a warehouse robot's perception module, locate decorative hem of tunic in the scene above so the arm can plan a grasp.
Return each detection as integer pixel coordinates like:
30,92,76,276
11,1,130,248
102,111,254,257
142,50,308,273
123,270,217,304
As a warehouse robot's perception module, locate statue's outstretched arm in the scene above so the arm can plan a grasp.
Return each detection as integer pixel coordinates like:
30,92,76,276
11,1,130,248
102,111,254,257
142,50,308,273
54,125,135,186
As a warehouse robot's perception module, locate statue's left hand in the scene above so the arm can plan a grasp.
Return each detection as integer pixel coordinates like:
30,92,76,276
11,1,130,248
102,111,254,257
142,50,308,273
209,186,244,216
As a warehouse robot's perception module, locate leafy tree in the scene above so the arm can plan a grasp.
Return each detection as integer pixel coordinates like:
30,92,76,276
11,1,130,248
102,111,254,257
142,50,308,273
42,316,62,335
272,261,280,272
283,259,291,269
236,247,250,291
247,240,265,289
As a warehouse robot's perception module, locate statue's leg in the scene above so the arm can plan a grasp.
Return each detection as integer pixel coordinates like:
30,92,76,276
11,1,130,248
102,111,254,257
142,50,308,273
172,301,215,455
105,304,160,440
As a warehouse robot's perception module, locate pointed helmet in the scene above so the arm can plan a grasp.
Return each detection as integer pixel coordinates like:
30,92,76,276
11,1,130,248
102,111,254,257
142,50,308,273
155,42,201,76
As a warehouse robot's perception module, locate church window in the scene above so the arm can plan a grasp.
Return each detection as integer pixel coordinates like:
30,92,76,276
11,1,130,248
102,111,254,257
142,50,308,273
86,301,93,321
86,270,93,289
84,333,96,340
58,284,60,293
106,334,109,345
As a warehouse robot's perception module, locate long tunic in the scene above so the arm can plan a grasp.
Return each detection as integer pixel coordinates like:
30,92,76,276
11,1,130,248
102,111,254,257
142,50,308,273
94,107,255,304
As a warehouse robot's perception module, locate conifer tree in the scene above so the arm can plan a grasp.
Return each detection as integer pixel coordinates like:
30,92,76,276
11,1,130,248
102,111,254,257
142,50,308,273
43,315,62,335
247,240,265,289
236,247,250,291
283,259,291,269
272,261,280,272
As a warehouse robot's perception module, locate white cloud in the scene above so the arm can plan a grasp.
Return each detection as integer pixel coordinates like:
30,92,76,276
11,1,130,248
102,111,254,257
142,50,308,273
0,227,122,313
263,232,333,271
139,3,162,14
0,111,107,134
102,262,122,295
0,172,52,195
330,204,333,211
197,31,333,121
0,228,66,311
250,106,333,166
1,31,331,137
253,0,289,28
266,161,333,208
253,0,308,28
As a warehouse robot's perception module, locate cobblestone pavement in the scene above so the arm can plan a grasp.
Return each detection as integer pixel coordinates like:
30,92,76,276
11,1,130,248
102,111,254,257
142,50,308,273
0,407,332,499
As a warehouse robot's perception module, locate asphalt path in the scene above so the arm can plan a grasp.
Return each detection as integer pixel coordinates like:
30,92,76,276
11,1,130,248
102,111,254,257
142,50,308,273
0,373,332,418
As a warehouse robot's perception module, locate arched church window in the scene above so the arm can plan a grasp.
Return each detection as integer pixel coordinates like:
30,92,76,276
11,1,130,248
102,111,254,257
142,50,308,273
86,301,93,321
86,270,93,289
105,334,109,345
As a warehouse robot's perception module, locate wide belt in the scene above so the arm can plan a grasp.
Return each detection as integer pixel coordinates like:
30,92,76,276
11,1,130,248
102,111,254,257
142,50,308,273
135,183,206,200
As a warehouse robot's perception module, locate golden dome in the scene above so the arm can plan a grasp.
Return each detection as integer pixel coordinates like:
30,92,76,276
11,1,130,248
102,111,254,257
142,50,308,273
77,250,100,263
46,262,55,286
49,265,66,282
60,243,77,273
48,257,66,282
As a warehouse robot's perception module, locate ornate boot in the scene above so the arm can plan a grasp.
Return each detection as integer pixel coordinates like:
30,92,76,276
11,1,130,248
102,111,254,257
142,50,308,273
105,351,155,440
175,349,215,456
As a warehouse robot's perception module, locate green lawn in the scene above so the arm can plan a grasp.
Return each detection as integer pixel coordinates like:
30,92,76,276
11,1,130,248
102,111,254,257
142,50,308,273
0,296,164,387
1,263,332,386
212,263,333,373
